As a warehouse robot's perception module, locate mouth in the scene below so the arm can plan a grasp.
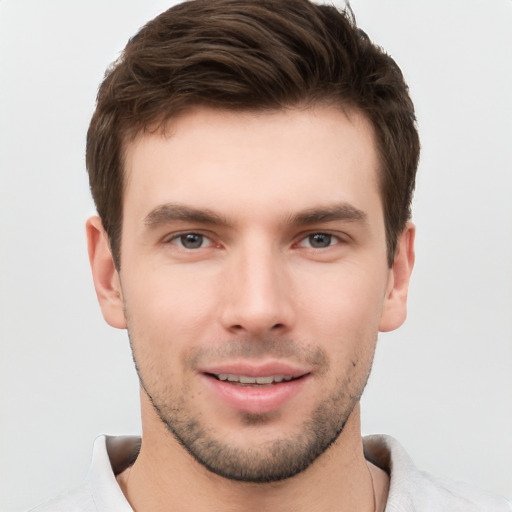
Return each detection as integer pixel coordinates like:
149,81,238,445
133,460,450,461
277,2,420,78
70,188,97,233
206,373,299,386
200,366,310,414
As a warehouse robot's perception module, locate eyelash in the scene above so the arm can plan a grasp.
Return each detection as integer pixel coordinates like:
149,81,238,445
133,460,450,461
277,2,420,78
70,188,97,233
165,232,215,250
295,232,344,249
164,230,345,251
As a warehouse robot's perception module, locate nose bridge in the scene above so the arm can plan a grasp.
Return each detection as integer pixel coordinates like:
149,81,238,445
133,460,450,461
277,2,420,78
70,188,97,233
221,233,293,335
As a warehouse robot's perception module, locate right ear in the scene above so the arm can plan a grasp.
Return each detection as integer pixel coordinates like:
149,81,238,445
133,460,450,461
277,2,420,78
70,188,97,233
86,216,126,329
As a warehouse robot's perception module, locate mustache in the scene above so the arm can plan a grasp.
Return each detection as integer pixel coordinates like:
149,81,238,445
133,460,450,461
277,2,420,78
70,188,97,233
185,337,329,370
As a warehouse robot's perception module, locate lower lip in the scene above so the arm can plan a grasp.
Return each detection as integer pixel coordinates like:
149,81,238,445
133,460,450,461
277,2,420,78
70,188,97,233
201,374,308,414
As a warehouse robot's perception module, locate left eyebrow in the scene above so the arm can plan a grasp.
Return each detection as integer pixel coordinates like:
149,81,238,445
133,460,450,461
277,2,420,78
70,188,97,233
287,203,367,226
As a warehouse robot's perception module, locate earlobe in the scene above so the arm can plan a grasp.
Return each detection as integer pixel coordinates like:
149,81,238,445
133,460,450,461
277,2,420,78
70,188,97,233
378,222,415,332
86,216,127,329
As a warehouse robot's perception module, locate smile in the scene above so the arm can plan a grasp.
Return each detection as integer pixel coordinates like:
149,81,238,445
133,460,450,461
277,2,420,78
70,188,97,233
202,369,309,413
213,374,295,385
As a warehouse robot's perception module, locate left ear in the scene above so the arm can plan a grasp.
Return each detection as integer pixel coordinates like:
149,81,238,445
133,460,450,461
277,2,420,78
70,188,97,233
379,222,415,332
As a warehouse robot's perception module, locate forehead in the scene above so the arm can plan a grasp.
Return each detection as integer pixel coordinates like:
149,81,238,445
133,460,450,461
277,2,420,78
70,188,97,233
122,106,382,224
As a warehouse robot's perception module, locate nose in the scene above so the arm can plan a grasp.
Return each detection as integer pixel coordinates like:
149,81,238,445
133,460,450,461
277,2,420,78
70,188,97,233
220,239,295,337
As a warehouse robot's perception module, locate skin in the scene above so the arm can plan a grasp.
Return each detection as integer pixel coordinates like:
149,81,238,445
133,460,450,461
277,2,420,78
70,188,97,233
87,106,414,512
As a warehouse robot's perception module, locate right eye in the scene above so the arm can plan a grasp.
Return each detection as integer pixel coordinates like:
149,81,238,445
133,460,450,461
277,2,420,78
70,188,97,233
168,232,213,250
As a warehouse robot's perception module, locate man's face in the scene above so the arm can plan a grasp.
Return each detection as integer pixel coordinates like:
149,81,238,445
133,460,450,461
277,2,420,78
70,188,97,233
91,106,412,482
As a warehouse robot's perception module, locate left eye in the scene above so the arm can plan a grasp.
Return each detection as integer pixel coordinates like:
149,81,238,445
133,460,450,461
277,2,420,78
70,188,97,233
170,233,212,249
299,233,338,249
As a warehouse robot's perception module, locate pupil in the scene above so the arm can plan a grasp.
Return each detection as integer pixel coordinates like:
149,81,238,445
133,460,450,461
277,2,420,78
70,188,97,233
310,233,331,248
181,233,203,249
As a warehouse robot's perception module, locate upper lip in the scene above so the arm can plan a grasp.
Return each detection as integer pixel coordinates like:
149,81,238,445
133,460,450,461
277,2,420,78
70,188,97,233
199,361,311,379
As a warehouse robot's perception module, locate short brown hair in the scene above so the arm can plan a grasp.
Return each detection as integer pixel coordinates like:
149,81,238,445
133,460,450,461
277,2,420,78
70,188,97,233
86,0,419,269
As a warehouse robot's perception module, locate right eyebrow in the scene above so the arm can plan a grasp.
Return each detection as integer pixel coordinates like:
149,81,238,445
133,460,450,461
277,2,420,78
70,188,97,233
144,203,231,228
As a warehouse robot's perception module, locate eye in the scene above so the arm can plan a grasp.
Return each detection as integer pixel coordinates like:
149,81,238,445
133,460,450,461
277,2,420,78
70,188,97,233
169,232,213,249
298,232,339,249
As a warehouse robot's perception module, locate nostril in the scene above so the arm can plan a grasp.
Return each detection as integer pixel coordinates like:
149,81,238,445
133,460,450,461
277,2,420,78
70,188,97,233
272,323,284,329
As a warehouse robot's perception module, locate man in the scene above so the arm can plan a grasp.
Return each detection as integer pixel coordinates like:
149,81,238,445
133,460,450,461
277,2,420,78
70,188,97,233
30,0,511,510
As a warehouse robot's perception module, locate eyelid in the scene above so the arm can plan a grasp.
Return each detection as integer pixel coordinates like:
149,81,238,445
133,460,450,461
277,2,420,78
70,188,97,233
160,229,349,249
294,230,348,248
163,230,217,248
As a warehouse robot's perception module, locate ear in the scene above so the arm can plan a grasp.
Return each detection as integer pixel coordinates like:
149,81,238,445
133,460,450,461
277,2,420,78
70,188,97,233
86,216,127,329
379,222,415,332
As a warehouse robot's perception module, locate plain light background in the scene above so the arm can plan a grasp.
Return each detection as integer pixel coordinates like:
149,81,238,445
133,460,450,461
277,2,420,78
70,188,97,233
1,1,511,510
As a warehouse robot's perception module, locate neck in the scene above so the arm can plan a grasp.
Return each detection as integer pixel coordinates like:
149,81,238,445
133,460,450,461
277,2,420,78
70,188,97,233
118,399,384,512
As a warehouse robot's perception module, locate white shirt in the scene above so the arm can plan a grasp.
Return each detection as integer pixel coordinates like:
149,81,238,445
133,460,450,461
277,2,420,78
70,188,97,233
30,434,512,511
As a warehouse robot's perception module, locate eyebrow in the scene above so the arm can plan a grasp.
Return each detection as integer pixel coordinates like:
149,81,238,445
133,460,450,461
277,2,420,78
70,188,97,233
143,202,367,229
287,203,367,226
144,204,231,228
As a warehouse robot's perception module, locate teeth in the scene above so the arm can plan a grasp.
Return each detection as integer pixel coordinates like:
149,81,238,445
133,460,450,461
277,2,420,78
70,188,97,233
255,376,273,384
215,374,293,384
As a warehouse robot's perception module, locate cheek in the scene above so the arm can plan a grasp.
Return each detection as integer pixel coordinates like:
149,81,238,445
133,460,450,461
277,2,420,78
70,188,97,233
296,263,387,327
123,263,219,324
293,266,386,372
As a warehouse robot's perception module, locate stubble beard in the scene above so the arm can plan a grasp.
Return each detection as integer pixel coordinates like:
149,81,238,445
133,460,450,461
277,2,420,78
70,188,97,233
129,333,375,484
